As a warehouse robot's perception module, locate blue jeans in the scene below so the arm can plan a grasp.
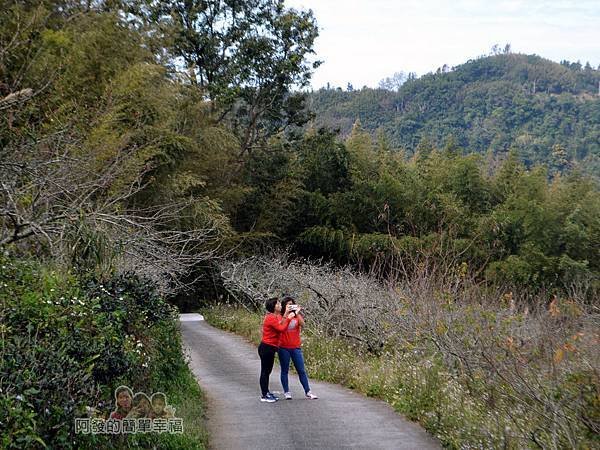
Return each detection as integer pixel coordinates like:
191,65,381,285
278,347,311,394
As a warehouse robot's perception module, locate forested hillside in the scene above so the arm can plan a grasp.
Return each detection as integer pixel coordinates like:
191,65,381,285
2,1,599,308
309,53,600,177
1,1,599,448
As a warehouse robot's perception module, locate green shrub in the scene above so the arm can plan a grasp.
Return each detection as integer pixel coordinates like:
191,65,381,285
0,255,206,449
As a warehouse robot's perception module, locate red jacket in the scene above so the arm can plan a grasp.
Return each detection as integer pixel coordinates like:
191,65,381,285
279,318,302,349
261,313,291,347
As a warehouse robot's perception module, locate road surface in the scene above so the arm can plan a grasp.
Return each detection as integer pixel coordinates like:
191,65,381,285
180,313,441,450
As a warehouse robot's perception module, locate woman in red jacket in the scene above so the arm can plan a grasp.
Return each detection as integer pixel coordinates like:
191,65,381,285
278,296,318,400
258,297,295,402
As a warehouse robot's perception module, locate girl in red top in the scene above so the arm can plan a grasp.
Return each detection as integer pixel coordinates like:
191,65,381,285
258,297,294,402
278,297,318,400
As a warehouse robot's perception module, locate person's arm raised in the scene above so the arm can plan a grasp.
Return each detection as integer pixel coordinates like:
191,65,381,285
295,306,305,327
268,312,292,331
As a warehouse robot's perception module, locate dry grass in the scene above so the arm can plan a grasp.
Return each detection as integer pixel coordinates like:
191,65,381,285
211,255,600,449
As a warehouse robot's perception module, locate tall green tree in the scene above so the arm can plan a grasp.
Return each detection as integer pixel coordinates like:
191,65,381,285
130,0,320,155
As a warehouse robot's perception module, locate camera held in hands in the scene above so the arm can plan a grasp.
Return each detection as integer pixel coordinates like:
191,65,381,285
288,304,299,312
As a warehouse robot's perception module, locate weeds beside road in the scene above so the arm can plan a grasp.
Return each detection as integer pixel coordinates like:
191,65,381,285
207,255,599,449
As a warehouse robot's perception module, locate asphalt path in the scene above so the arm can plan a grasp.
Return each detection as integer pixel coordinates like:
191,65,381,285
180,314,441,450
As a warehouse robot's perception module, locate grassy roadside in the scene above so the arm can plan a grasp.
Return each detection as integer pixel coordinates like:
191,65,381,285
213,257,599,449
142,362,208,449
202,305,527,449
202,305,462,443
116,358,209,449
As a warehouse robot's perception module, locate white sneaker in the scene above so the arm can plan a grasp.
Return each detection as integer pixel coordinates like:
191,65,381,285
284,391,292,400
305,391,318,399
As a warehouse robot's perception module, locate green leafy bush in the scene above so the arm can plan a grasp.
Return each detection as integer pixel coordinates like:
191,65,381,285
0,255,206,449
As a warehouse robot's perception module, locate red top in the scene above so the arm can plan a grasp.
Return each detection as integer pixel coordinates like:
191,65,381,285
261,313,291,346
279,318,302,349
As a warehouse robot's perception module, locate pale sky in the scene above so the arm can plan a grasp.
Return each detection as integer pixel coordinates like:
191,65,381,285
285,0,600,89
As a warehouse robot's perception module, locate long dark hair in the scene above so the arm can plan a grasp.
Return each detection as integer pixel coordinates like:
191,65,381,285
281,296,296,314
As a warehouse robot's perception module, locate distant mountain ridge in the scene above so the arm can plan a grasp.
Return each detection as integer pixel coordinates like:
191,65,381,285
308,53,600,177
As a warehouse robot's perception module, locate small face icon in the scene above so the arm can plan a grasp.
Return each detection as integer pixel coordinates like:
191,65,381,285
117,390,132,410
153,398,165,414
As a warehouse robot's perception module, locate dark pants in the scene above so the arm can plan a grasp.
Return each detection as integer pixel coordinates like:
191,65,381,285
258,342,278,397
278,347,311,394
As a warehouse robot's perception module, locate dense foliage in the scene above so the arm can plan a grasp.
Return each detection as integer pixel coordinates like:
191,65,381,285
0,254,206,449
0,1,318,447
234,125,600,295
1,1,599,447
2,1,598,296
309,53,600,178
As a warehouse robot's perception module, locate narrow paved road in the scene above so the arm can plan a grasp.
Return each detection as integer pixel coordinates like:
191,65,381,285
180,314,441,450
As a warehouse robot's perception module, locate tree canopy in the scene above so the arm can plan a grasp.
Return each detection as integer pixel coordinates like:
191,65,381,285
310,53,600,179
1,1,599,297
